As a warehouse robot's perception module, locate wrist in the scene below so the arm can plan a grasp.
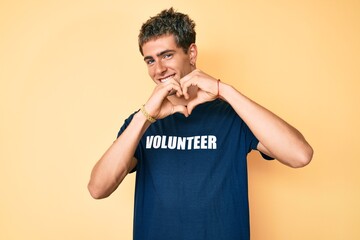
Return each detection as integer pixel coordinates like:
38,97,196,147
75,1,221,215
140,104,157,123
130,110,152,135
134,110,152,126
217,80,228,100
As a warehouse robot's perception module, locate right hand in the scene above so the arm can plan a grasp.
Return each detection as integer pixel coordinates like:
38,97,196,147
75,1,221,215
144,78,189,120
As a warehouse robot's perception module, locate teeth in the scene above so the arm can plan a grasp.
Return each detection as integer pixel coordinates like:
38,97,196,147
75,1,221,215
160,75,175,83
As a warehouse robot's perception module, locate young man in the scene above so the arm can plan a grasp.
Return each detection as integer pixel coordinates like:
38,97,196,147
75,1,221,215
88,8,313,240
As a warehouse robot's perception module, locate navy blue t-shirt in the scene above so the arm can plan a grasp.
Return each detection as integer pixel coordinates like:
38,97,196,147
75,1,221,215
117,99,271,240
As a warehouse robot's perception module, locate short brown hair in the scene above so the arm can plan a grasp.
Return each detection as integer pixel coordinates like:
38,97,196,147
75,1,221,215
138,7,196,55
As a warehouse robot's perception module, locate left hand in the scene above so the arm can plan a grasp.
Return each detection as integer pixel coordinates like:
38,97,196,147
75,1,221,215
180,69,220,114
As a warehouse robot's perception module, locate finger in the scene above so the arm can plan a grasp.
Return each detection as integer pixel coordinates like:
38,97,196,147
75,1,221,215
179,70,195,83
167,78,183,96
168,89,177,96
161,81,183,97
168,84,183,97
179,69,200,85
172,105,189,117
181,79,196,100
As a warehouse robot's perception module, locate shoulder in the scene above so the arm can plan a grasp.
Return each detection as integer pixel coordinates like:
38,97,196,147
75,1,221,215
187,99,240,126
116,109,140,138
198,99,232,112
205,99,238,118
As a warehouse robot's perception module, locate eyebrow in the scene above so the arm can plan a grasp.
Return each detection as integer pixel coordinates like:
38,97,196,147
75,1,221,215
143,50,176,61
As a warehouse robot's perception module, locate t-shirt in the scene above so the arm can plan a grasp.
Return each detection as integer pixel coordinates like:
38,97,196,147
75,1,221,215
117,99,272,240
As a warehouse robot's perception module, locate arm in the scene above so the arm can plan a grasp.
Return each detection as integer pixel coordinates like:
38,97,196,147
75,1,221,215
181,69,313,168
88,112,150,199
219,83,313,168
88,78,188,199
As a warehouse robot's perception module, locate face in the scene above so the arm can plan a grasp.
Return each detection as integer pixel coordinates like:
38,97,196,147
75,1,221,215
141,34,197,84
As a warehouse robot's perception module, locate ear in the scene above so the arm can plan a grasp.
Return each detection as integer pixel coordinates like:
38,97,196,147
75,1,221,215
188,43,198,65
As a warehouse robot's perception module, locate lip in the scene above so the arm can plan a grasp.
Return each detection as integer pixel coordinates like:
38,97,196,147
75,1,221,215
159,74,176,83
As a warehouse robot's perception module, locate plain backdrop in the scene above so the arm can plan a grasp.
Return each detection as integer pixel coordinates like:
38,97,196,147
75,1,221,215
1,0,359,239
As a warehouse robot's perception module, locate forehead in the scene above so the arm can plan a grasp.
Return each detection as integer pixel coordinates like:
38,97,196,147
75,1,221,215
142,34,180,56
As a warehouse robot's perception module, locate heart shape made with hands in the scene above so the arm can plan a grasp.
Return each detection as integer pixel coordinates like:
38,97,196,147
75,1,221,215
167,85,217,117
158,70,220,117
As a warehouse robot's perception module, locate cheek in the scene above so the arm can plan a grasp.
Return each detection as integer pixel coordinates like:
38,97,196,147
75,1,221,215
147,67,154,77
147,67,159,83
180,62,192,75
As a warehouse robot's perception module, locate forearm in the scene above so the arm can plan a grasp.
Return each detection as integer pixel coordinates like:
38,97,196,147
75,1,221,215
88,111,151,199
219,83,313,167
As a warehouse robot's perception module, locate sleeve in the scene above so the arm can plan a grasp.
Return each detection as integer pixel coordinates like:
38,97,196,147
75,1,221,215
116,113,134,138
242,120,274,161
116,110,142,172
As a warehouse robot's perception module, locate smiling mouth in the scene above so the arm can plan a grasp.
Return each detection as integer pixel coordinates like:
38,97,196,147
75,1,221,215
159,74,176,83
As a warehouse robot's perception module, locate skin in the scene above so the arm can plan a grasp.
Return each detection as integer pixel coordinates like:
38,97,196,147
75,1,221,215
88,34,313,199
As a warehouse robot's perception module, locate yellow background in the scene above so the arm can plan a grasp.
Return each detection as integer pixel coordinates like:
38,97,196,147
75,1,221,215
1,0,359,239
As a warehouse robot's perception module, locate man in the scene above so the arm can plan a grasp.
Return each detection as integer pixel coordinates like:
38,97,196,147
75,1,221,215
88,8,313,240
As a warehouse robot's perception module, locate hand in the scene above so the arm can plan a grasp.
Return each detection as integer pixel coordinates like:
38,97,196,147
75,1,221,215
144,77,189,119
180,69,219,114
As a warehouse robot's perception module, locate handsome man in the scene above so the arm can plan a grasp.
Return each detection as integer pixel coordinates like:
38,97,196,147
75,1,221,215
88,8,313,240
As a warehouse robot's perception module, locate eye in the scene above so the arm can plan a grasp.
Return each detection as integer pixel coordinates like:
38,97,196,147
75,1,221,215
145,59,155,65
163,53,173,59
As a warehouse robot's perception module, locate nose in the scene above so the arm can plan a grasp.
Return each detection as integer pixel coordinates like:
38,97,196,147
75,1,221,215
155,61,167,75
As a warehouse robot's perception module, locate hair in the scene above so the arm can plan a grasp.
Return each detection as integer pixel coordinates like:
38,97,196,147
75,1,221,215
138,7,196,55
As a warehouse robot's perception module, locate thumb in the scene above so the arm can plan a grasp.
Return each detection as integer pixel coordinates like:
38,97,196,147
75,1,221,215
172,105,190,117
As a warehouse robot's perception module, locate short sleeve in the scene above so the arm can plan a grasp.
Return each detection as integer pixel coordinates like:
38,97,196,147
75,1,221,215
116,111,141,172
242,120,274,161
